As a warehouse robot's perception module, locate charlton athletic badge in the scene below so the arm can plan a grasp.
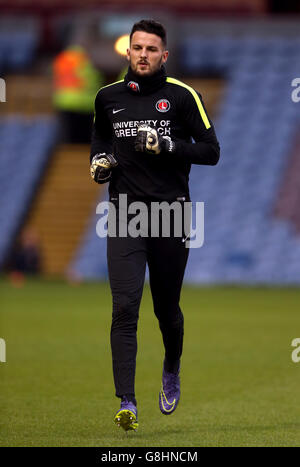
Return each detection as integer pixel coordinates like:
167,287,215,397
127,81,140,92
156,99,170,113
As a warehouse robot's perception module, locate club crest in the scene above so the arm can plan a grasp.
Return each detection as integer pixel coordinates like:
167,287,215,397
156,99,170,113
127,81,140,92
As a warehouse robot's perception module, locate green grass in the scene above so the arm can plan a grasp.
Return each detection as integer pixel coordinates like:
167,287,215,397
0,278,300,446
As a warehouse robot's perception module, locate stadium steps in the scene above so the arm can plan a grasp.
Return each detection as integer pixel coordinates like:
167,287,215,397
23,144,103,275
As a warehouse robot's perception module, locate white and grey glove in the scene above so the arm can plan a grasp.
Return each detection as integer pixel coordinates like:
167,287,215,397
90,153,118,184
134,124,176,155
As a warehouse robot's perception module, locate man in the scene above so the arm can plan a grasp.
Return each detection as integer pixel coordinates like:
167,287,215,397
90,19,220,431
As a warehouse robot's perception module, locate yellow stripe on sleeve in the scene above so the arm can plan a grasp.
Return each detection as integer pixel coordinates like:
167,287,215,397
166,77,211,129
97,79,124,93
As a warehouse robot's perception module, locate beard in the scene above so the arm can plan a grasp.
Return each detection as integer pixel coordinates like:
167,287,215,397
130,56,163,77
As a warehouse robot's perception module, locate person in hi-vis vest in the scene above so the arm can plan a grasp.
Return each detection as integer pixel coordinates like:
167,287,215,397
53,45,104,143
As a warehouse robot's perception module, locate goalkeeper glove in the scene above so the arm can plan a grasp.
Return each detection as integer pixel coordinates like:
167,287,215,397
134,124,176,155
90,153,118,184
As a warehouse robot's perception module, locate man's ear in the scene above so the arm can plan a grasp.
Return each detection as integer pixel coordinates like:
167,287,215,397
126,48,130,62
162,50,169,64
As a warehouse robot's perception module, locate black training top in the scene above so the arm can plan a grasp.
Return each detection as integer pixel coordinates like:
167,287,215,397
91,66,220,202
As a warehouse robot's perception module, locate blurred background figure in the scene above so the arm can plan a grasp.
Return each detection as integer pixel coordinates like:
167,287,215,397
10,228,42,276
53,42,104,144
6,228,41,287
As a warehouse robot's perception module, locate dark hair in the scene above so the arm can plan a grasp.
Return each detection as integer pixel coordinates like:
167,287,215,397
130,19,167,48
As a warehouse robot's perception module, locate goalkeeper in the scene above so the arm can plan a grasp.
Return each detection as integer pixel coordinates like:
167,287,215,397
90,19,220,431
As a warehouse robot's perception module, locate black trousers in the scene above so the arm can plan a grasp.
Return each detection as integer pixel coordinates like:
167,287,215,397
107,199,190,398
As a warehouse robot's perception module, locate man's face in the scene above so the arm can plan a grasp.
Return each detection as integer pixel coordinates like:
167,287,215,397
127,31,168,77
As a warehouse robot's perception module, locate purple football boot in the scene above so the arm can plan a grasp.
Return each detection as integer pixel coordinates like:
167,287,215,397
114,397,138,431
159,364,180,415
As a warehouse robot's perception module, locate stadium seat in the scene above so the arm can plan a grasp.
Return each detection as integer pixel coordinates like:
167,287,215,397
0,116,57,268
0,20,39,72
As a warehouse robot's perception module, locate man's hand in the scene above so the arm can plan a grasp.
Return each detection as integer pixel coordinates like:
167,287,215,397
134,124,176,155
90,153,118,184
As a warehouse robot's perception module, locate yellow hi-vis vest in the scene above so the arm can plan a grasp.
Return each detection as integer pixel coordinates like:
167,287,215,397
53,45,104,113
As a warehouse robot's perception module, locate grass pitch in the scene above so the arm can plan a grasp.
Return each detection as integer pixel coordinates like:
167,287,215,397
0,278,300,447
